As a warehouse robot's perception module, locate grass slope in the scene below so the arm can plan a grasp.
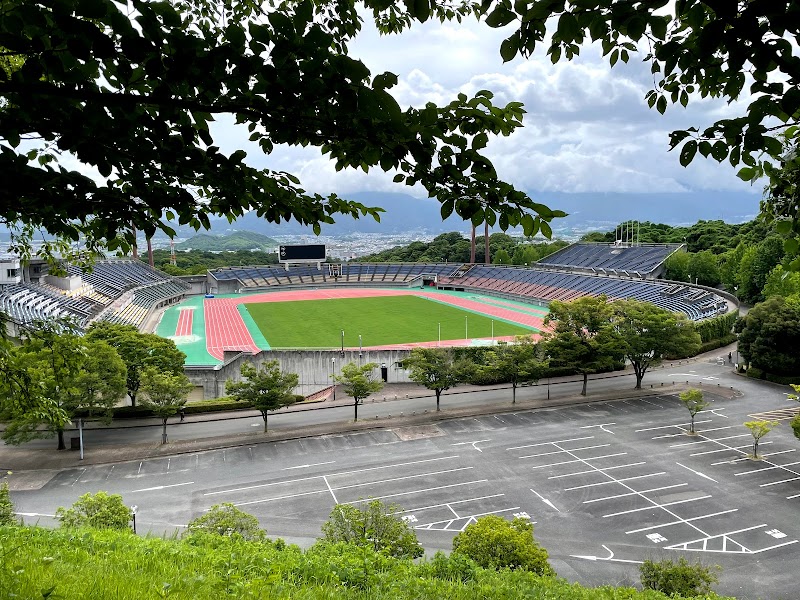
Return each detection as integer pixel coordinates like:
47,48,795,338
0,526,733,600
243,295,534,348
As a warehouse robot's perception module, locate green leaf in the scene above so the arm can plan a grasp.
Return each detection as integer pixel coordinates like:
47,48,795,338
679,140,697,166
656,95,667,115
736,166,755,181
557,12,580,43
500,35,519,62
413,0,431,23
485,7,516,28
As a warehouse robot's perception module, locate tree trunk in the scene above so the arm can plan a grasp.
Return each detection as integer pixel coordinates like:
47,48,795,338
436,390,441,412
354,398,359,422
635,372,643,389
147,236,154,267
690,415,695,433
161,417,168,444
512,382,516,404
57,428,66,450
470,225,476,263
484,220,490,264
581,373,588,396
753,439,758,458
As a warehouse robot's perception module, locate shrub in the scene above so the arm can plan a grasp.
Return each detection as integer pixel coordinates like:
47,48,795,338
321,499,423,559
451,516,554,576
55,491,132,530
640,557,719,596
791,414,800,441
185,503,266,541
0,478,19,526
427,551,478,583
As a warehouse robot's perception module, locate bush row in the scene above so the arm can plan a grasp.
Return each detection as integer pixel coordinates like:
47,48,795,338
745,367,800,385
695,311,737,343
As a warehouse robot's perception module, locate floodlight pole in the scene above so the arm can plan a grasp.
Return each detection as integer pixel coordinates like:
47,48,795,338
340,329,345,356
359,334,362,358
331,357,336,401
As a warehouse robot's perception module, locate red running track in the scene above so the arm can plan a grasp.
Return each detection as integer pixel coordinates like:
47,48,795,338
203,288,548,360
175,308,194,337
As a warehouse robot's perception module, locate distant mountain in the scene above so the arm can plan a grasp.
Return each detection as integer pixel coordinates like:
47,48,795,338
175,231,278,251
199,190,762,237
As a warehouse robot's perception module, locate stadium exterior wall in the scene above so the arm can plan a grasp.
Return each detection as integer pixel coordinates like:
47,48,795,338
185,349,414,400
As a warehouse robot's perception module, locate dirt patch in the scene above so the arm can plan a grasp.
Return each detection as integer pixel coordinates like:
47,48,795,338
391,425,445,441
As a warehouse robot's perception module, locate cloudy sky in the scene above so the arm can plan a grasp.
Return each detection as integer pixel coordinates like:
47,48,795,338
213,14,761,200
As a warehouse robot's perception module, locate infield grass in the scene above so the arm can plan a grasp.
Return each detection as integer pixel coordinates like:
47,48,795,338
243,295,534,348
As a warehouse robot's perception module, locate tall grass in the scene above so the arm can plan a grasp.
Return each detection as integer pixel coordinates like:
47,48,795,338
0,526,733,600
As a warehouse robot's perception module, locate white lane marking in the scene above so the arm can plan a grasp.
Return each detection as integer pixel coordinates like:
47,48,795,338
676,462,718,483
452,439,490,452
564,472,666,491
519,444,610,460
323,475,338,503
580,423,615,435
787,492,800,499
761,449,797,458
282,461,336,470
131,481,195,493
760,475,800,488
343,479,489,504
104,465,115,481
548,462,646,479
583,483,688,504
571,544,643,564
205,455,459,496
530,452,627,469
530,488,560,512
751,540,800,553
397,494,505,515
507,436,593,450
626,509,739,534
636,420,712,433
603,495,712,518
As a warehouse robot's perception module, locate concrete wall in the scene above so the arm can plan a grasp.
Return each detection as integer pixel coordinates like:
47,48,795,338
184,348,414,400
177,275,208,296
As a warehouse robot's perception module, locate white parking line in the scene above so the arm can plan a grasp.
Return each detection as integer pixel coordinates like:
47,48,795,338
564,472,666,491
603,495,712,518
323,475,338,503
690,443,756,456
282,461,335,470
234,488,328,507
760,475,800,488
344,479,489,504
530,453,627,469
788,492,800,499
333,467,474,491
519,444,610,459
735,460,800,476
636,420,712,433
131,482,194,493
669,434,750,448
507,436,593,451
583,483,688,504
626,509,739,534
548,462,647,479
397,494,506,514
761,449,797,458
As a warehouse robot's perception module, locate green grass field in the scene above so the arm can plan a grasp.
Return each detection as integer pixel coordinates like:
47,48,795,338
243,295,534,348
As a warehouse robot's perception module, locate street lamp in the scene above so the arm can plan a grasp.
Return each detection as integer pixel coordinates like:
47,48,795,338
359,334,362,358
341,329,345,356
491,319,494,344
465,316,468,340
438,322,441,347
331,357,336,401
130,505,137,534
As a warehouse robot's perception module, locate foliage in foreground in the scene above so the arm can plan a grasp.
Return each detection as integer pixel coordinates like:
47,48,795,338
321,499,423,559
0,479,18,527
186,503,266,542
55,492,131,531
0,526,736,600
452,516,554,576
640,557,720,597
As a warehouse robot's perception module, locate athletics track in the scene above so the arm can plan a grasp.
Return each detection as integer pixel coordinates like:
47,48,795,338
157,288,549,364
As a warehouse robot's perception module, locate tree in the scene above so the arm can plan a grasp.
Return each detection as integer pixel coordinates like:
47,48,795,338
139,368,194,444
186,503,266,542
0,477,19,527
480,336,546,404
664,251,690,283
611,299,701,389
55,492,132,530
226,361,299,433
544,295,623,396
640,557,720,597
744,421,779,460
321,499,423,559
764,265,800,302
72,341,128,421
679,389,709,435
451,515,554,576
493,248,512,265
735,297,800,376
789,384,800,443
688,250,721,287
86,323,186,407
0,1,562,264
402,348,466,412
334,362,384,422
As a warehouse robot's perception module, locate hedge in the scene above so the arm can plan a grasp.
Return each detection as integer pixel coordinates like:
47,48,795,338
745,367,800,385
694,311,737,343
104,395,305,419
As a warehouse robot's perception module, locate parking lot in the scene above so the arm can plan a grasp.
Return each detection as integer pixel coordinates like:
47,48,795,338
19,388,800,598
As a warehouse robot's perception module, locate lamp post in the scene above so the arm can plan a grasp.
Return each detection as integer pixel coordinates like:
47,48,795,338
491,319,494,344
341,329,345,356
331,357,336,401
130,505,137,534
359,334,362,358
465,316,468,340
438,322,441,347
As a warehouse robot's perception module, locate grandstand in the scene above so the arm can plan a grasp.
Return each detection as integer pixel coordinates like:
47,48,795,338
536,242,683,278
0,258,190,329
207,255,731,323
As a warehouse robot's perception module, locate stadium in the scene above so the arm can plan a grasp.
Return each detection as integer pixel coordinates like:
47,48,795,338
0,240,737,401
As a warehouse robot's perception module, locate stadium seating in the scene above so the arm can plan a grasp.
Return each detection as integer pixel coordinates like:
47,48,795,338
0,260,189,329
537,242,682,276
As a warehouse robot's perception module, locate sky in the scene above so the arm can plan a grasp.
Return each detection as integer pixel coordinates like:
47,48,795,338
210,13,762,200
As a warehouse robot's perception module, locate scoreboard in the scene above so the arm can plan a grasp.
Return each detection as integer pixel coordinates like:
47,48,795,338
279,244,326,262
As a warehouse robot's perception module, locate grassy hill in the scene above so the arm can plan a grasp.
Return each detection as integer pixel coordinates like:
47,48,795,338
176,231,278,251
1,526,733,600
